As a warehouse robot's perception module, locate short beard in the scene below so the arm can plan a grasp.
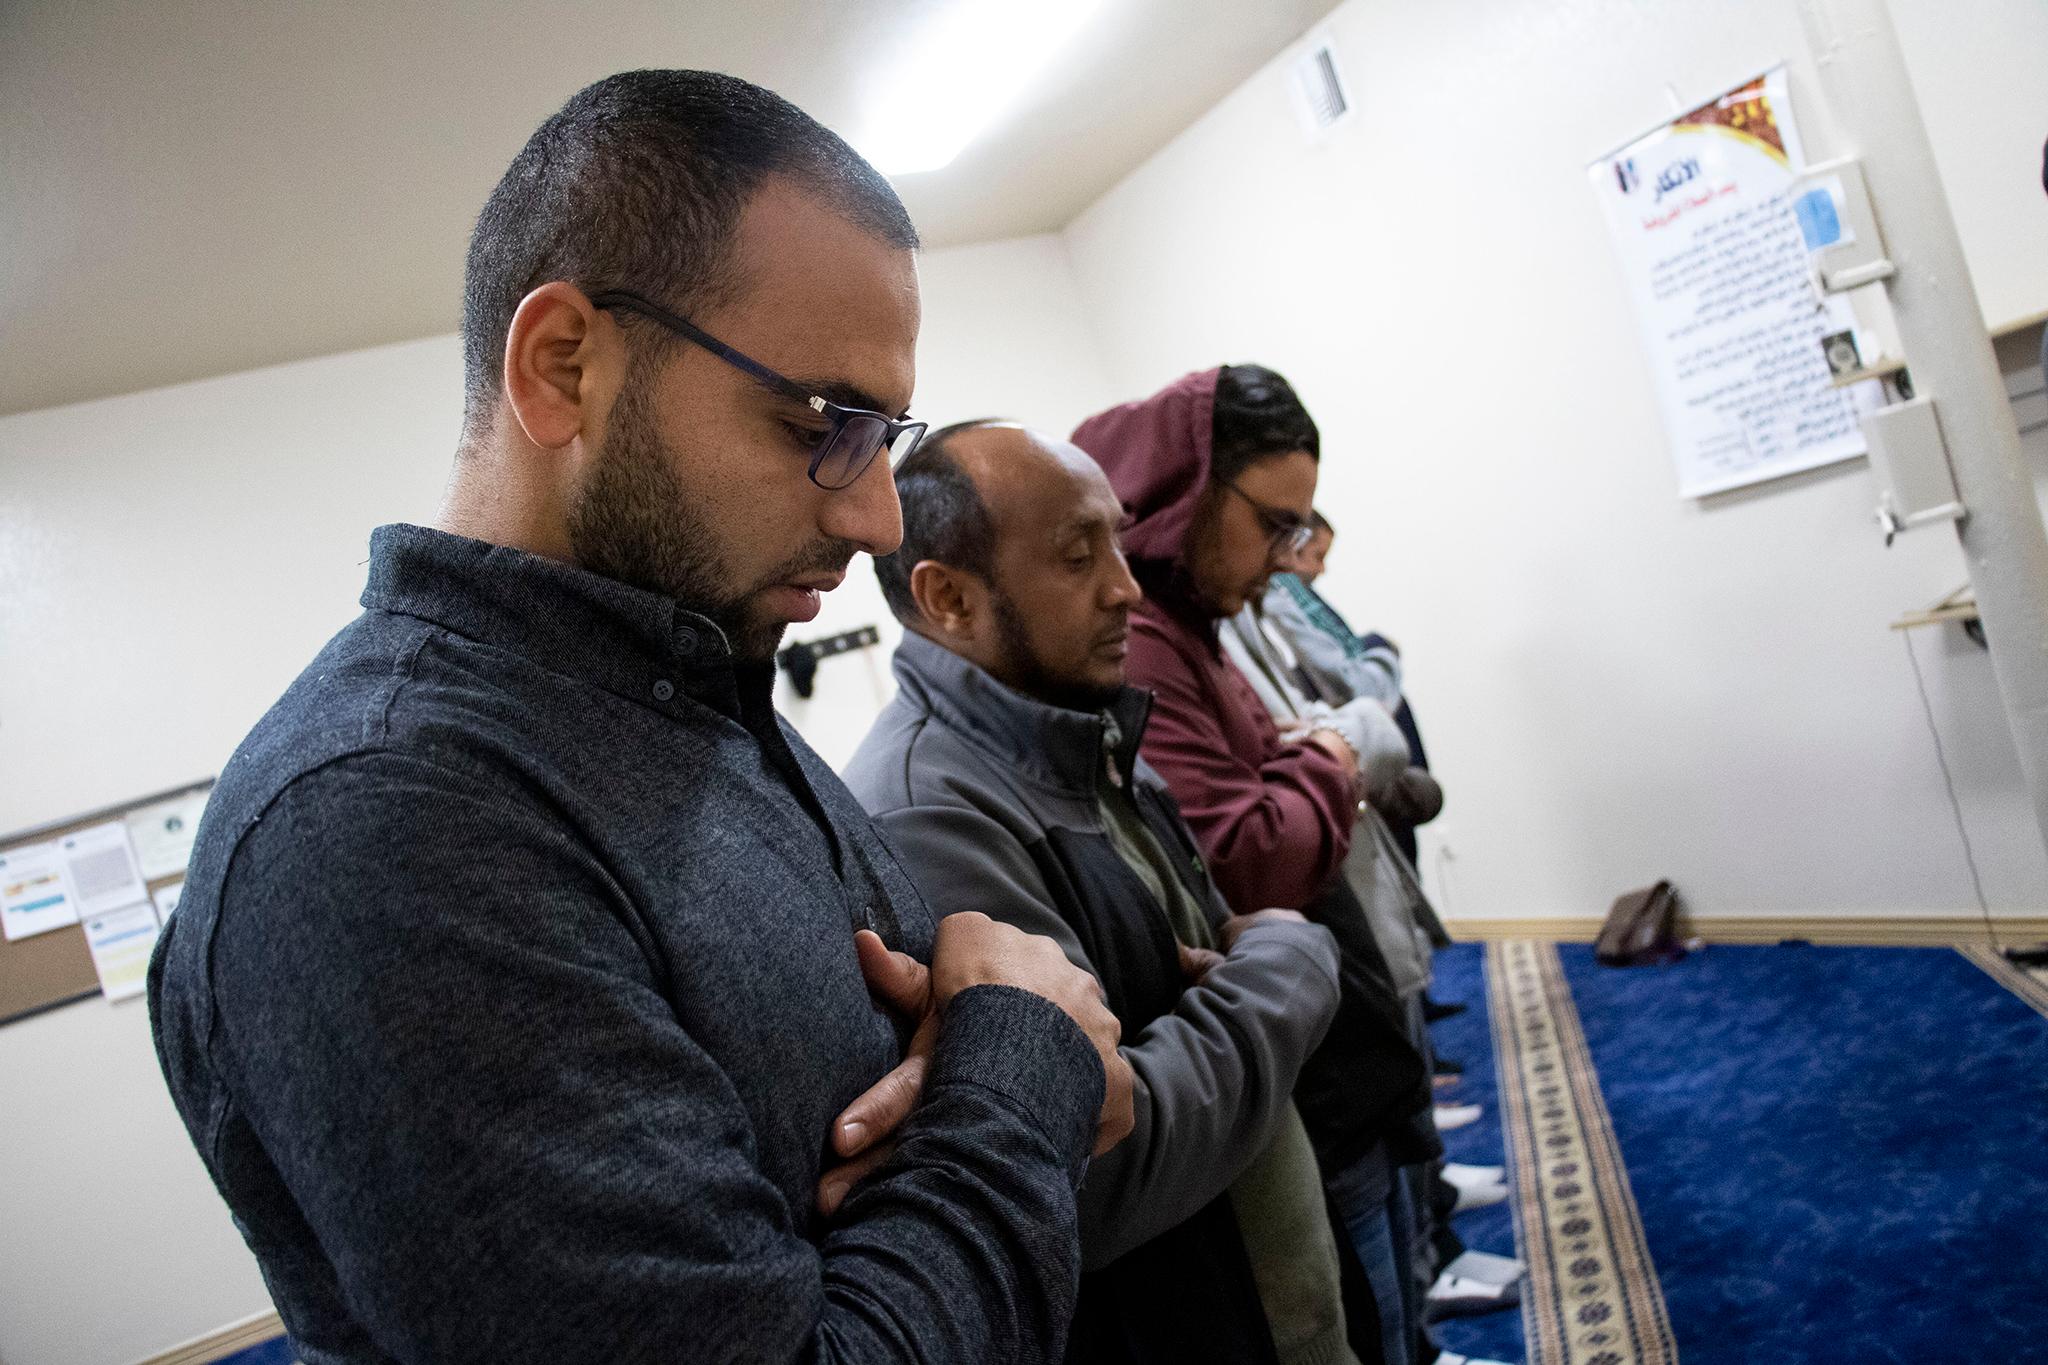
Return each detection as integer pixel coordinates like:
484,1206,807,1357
991,589,1123,715
567,368,852,662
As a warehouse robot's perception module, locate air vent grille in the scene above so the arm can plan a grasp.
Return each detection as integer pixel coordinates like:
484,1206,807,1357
1302,46,1347,126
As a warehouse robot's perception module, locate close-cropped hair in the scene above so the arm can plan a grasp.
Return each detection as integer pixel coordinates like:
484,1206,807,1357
460,69,918,428
875,420,1007,625
1210,363,1321,482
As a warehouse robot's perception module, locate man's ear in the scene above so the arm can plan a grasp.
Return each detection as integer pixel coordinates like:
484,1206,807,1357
908,560,980,638
501,282,626,453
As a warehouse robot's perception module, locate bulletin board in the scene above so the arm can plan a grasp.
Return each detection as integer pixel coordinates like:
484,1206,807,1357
0,778,214,1025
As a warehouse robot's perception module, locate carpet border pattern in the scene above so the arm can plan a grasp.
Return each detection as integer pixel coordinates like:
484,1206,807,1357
1960,944,2048,1020
1487,940,1677,1365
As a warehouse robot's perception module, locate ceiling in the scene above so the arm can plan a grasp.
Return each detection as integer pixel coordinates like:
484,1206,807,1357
0,0,1341,416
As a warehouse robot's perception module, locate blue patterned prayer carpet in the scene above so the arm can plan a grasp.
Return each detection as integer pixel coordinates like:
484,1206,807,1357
1428,941,1527,1364
1556,941,2048,1363
1439,937,2048,1364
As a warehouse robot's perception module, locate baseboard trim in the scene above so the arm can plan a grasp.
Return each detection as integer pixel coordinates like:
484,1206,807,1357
1961,944,2048,1020
134,1311,284,1365
1445,915,2048,947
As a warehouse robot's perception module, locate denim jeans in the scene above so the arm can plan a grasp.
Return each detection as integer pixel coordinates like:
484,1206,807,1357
1338,1182,1412,1365
1390,1165,1429,1363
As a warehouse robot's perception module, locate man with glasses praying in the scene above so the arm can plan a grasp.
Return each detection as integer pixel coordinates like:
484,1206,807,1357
150,70,1131,1365
1072,365,1445,1365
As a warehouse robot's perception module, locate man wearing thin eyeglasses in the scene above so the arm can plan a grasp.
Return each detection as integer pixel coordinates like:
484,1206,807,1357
151,69,1132,1364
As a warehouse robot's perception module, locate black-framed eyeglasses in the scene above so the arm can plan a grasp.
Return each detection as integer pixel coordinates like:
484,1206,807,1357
1219,480,1314,557
588,290,927,491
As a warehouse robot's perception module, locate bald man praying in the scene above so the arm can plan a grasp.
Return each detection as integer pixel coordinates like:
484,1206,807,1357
843,422,1370,1365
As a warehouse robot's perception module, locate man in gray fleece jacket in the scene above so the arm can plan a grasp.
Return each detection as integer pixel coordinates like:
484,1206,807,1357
844,422,1369,1365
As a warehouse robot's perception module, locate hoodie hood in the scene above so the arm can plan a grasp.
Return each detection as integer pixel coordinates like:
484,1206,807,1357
1069,367,1221,565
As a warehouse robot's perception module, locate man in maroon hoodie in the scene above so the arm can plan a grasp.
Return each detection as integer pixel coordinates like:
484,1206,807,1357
1072,366,1448,1365
1070,367,1360,912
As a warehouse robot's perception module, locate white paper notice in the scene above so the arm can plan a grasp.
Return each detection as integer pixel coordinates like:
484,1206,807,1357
1,840,80,941
153,881,183,924
58,821,150,917
1588,68,1879,498
82,903,160,1002
125,788,211,880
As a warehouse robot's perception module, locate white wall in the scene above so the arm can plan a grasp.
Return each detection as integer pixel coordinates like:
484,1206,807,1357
0,233,1111,1364
0,335,458,1365
1060,0,2048,924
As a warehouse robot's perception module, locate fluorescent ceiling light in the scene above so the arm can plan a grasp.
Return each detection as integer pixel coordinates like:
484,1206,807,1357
853,0,1107,176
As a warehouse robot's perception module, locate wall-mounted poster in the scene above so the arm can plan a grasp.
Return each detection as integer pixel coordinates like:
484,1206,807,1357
1,841,79,942
1589,67,1880,498
58,820,148,918
125,787,210,880
82,903,159,1002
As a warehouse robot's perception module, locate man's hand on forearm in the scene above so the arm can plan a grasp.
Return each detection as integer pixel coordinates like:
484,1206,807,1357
1307,727,1359,776
1177,941,1226,984
931,912,1134,1155
818,931,934,1216
819,920,1136,1218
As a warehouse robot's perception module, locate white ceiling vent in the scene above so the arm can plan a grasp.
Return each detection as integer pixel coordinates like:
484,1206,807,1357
1289,35,1353,140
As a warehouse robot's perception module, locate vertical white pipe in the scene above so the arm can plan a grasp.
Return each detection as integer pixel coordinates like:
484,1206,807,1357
1798,0,2048,859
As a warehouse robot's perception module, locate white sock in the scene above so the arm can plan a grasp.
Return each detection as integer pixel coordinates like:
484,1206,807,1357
1452,1180,1509,1213
1446,1248,1526,1285
1434,1103,1483,1131
1442,1162,1506,1189
1429,1272,1510,1302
